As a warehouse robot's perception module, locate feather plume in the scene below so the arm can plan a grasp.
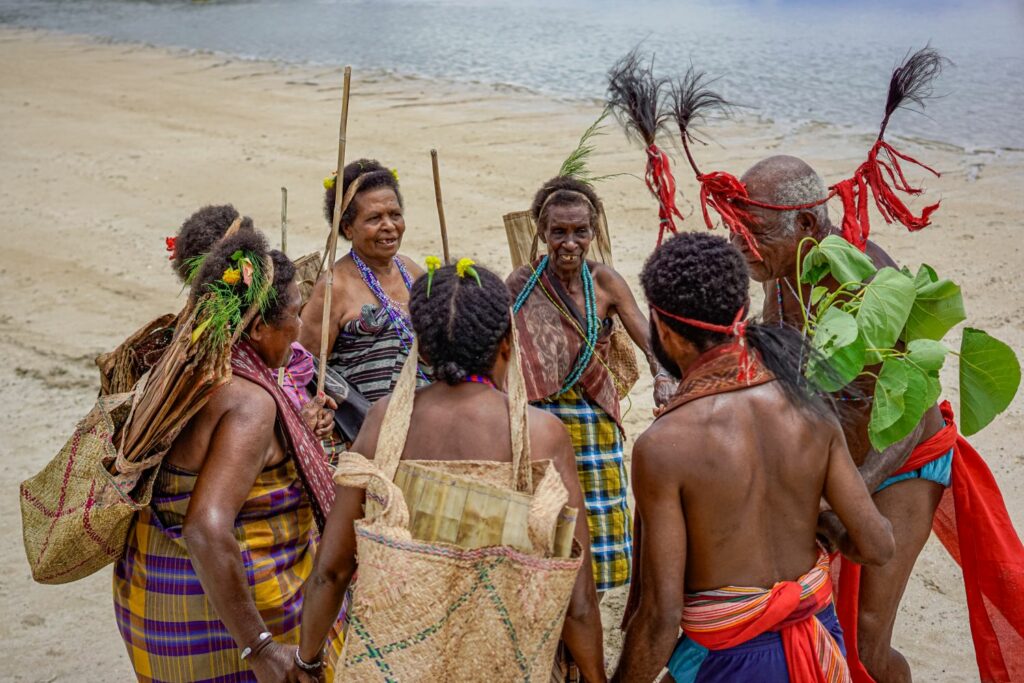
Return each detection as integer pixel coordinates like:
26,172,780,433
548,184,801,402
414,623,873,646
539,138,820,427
606,49,670,147
880,46,950,137
669,66,732,146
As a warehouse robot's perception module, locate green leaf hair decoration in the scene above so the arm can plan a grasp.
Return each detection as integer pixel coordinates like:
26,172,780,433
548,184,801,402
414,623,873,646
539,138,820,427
190,250,275,349
558,107,626,185
455,257,482,287
425,255,442,297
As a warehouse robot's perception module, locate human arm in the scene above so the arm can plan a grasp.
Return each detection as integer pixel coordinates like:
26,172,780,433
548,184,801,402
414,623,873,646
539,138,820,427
820,424,895,566
601,267,675,405
182,387,300,681
857,419,927,494
539,415,606,683
611,432,686,683
298,269,347,356
300,393,338,439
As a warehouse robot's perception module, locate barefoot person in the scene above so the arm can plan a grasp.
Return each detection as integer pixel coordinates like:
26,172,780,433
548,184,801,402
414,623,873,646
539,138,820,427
614,232,894,683
732,155,1024,682
296,262,606,681
114,227,343,682
300,159,429,405
508,176,674,595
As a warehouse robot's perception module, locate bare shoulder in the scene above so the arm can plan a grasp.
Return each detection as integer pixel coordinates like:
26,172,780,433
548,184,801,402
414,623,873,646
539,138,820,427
207,375,275,420
350,394,391,458
397,253,425,278
526,405,571,447
589,261,626,287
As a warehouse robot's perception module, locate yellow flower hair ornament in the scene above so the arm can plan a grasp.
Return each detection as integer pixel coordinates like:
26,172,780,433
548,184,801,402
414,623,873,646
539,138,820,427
456,257,482,287
323,172,337,190
425,255,442,297
222,267,241,285
390,168,399,182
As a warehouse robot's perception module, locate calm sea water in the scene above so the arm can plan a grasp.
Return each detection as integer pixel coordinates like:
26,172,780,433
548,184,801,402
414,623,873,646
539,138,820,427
2,0,1022,150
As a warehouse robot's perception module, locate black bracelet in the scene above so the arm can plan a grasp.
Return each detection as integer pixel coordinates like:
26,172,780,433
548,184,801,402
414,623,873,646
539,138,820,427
294,647,324,672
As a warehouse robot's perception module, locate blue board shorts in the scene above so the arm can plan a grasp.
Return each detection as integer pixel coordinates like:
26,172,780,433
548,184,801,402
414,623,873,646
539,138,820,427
877,447,954,493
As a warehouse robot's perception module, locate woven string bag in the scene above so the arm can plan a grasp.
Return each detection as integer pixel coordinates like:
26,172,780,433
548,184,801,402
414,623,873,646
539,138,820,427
334,329,584,681
503,208,639,399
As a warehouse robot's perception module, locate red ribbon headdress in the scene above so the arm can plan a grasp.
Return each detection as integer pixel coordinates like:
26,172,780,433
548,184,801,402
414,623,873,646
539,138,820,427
652,304,756,383
671,47,948,254
606,50,682,246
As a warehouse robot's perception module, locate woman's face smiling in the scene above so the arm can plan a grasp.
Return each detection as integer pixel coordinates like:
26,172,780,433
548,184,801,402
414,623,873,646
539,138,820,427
542,203,593,278
344,187,405,262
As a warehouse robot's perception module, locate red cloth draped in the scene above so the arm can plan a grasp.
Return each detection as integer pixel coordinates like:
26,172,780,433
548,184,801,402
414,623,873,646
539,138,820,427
695,171,765,260
231,341,336,530
645,144,684,245
831,140,940,251
835,401,1024,683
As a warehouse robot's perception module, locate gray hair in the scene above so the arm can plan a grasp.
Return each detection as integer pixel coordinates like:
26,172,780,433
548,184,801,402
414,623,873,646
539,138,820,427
770,171,829,235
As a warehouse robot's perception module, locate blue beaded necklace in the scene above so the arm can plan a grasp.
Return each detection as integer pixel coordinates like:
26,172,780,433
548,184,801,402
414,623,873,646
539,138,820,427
513,256,599,393
351,249,415,348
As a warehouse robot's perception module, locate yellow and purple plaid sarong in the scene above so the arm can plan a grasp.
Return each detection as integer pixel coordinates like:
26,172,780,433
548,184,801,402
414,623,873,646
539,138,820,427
536,385,631,591
113,460,344,682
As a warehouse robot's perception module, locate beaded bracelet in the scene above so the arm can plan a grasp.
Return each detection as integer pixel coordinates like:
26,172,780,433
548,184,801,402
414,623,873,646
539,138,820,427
294,648,325,672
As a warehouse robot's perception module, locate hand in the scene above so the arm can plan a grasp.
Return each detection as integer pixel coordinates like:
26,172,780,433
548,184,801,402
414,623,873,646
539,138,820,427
816,510,846,555
652,374,677,408
249,640,303,683
301,393,338,438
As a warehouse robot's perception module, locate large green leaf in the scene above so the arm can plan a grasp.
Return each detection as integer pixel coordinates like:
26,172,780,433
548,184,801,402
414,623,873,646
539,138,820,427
869,361,942,450
808,307,866,392
869,357,909,434
906,339,948,373
800,235,877,286
904,264,966,342
856,267,916,355
959,328,1021,436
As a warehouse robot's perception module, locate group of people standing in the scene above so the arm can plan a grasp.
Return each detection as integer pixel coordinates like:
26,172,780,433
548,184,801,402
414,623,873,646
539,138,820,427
106,147,1018,683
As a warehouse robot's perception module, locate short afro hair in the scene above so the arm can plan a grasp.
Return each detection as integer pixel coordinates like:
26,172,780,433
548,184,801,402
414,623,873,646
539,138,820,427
323,158,403,238
172,204,253,282
530,176,601,234
640,231,749,350
409,262,511,384
190,229,296,327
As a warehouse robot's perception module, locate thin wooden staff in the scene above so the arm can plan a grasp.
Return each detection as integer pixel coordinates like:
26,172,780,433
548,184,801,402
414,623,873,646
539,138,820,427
317,66,353,395
280,187,288,255
430,148,451,264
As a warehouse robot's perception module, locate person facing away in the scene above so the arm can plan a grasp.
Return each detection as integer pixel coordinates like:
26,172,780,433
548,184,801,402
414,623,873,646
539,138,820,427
612,232,894,683
296,263,607,682
507,175,675,596
114,226,343,683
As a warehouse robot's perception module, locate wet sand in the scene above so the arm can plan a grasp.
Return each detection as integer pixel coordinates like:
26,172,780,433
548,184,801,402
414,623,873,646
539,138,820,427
1,27,1021,682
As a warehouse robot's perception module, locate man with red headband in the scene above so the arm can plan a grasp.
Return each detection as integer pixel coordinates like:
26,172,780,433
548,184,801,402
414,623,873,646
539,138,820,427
733,154,1024,683
613,231,894,683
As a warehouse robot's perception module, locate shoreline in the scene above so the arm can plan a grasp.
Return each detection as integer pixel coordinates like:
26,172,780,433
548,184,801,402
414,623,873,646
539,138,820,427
1,26,1022,682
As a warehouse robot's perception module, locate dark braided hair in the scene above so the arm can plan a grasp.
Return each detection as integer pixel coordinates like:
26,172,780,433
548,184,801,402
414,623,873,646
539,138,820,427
641,231,840,418
530,176,601,234
187,229,296,326
172,204,253,282
409,263,511,385
323,158,403,237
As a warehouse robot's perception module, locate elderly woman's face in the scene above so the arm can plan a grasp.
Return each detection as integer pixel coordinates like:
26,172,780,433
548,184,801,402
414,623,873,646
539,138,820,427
542,203,593,277
345,187,405,261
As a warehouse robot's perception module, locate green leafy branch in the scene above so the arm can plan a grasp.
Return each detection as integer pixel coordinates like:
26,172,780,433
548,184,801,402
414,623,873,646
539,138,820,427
797,235,1020,449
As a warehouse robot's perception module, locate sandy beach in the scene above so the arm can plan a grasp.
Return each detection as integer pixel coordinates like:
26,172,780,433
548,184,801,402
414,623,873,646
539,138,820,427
1,27,1021,682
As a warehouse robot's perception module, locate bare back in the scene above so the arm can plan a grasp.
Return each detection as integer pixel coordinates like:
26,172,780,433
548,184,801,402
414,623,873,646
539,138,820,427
643,380,839,591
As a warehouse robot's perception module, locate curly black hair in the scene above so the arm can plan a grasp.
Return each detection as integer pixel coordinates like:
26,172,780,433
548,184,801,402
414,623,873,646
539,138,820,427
323,158,403,237
189,229,297,326
530,176,601,233
641,231,838,417
409,263,511,385
172,204,254,282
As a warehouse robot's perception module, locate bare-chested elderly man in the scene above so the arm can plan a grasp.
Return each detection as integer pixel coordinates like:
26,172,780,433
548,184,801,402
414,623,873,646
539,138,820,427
731,154,973,682
613,231,893,683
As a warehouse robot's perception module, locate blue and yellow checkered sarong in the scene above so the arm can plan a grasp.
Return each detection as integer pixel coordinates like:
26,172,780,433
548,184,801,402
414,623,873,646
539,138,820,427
536,385,631,591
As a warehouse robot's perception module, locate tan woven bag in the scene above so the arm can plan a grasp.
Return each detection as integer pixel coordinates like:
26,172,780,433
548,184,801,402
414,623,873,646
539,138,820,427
503,207,640,399
334,333,584,680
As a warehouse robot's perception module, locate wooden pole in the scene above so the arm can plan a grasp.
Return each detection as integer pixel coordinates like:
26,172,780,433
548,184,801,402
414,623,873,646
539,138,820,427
317,66,352,395
280,187,288,255
430,148,451,264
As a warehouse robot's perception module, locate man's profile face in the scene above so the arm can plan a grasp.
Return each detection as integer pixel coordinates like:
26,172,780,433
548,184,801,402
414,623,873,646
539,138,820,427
730,205,801,283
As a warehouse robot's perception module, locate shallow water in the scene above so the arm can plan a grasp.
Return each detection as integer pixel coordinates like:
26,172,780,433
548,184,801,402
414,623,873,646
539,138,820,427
2,0,1022,150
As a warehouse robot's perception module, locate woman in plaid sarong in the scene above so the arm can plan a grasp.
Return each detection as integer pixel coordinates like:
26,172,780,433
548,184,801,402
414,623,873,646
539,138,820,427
114,227,341,682
508,176,675,593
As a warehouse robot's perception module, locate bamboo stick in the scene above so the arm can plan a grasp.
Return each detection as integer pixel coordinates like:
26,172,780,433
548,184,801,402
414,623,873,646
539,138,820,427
430,148,451,264
317,66,353,395
280,187,288,255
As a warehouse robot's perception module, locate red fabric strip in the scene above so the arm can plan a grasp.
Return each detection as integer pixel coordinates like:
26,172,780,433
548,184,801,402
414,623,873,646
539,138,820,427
645,144,684,245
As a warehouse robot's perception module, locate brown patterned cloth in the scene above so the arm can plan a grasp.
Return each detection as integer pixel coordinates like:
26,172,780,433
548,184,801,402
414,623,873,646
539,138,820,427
621,343,774,629
231,340,336,530
508,261,621,427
